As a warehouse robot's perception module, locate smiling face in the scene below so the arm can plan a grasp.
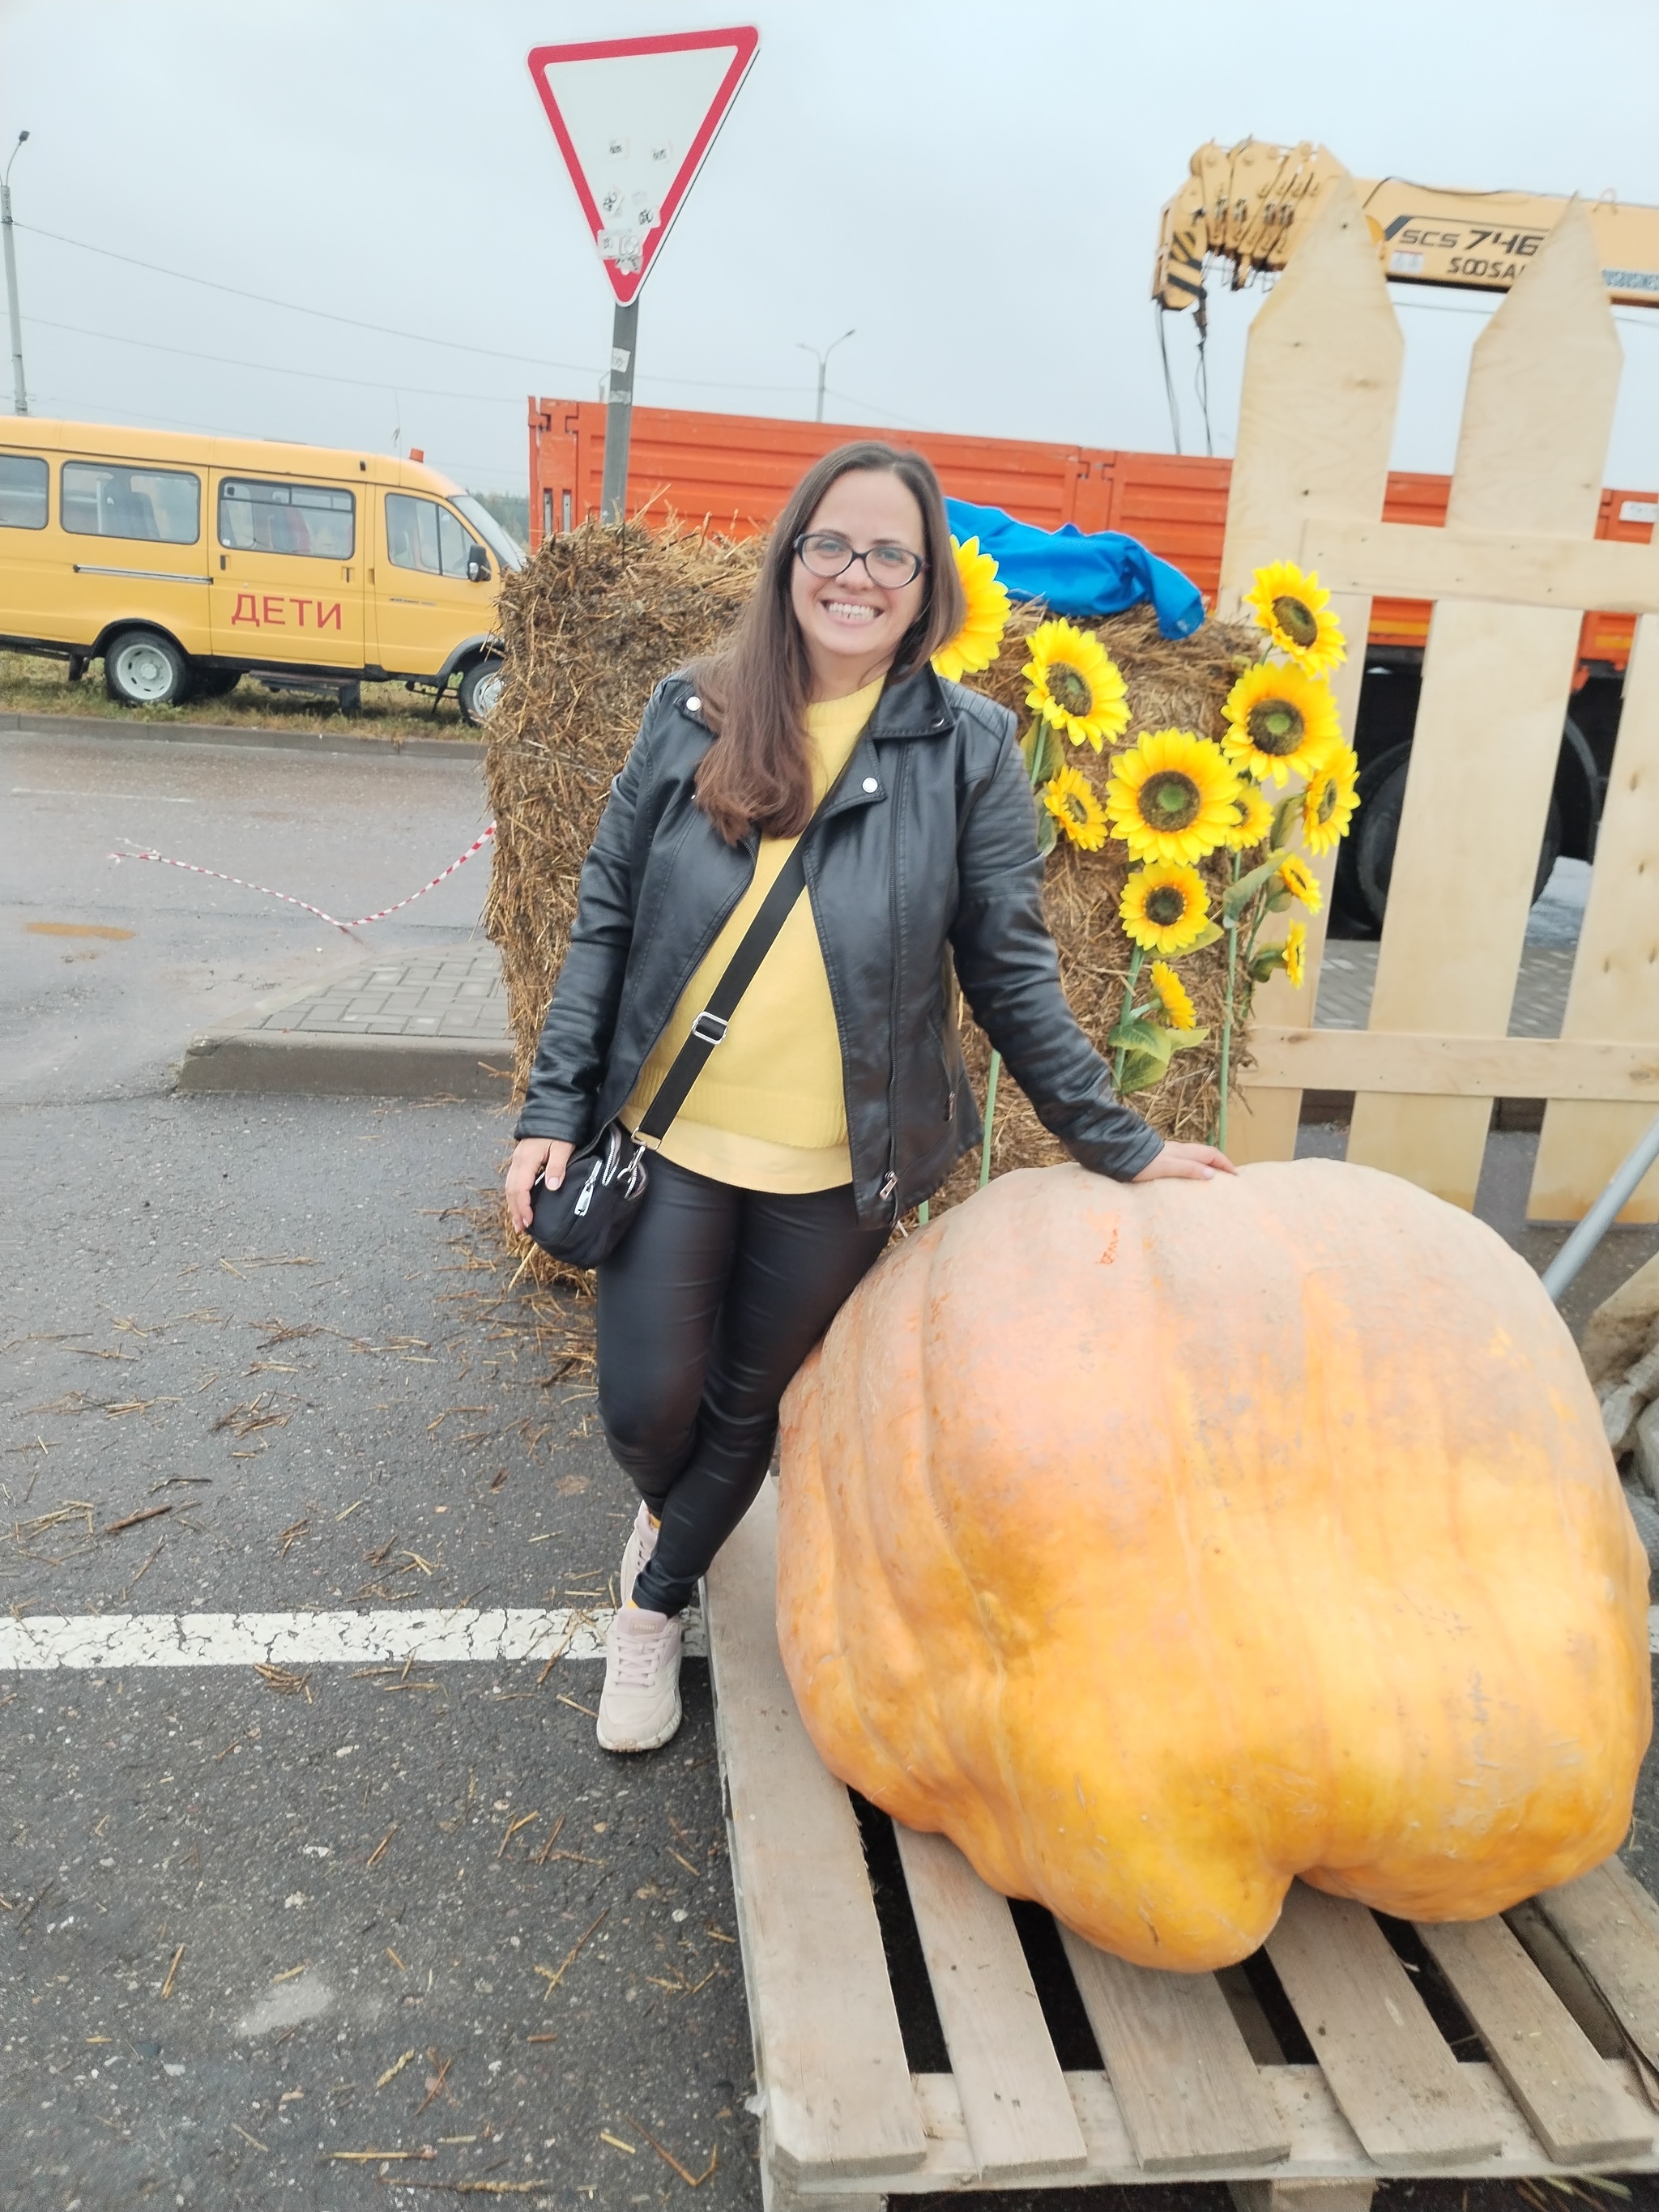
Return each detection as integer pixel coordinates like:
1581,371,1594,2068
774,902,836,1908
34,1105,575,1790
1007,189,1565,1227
788,468,928,701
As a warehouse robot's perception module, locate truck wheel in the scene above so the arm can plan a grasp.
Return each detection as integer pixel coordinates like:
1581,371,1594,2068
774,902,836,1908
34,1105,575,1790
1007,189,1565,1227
458,658,504,727
1341,742,1561,932
104,629,191,707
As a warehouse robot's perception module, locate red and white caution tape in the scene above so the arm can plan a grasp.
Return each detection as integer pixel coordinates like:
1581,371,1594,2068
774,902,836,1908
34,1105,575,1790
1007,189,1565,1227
108,824,497,933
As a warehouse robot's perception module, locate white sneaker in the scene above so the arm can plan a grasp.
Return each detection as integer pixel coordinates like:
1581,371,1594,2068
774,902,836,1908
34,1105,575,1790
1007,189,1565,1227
619,1501,659,1609
596,1604,683,1753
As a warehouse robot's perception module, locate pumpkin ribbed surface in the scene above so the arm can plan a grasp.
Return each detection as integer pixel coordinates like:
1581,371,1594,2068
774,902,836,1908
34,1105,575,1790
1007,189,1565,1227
776,1160,1650,1971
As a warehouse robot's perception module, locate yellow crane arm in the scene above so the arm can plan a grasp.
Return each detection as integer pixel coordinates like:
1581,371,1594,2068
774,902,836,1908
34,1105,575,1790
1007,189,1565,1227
1154,139,1659,313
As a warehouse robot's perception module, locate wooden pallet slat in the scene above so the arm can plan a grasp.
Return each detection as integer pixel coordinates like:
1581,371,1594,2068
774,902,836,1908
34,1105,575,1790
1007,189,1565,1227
1265,1883,1502,2169
1537,1858,1659,2081
893,1823,1090,2181
1414,1912,1653,2162
1058,1926,1292,2173
704,1480,927,2185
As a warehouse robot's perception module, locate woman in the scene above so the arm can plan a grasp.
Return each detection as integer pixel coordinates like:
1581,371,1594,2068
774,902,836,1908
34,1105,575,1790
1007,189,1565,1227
505,441,1234,1755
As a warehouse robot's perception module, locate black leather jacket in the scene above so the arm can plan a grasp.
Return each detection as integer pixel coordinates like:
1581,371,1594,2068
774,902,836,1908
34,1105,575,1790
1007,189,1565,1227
516,664,1162,1226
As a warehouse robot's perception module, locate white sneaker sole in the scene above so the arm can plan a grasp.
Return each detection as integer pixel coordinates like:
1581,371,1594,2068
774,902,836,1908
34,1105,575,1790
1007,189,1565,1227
596,1690,682,1754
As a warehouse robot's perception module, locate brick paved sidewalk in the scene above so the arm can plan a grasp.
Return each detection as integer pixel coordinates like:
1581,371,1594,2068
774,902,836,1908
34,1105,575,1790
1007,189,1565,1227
245,942,508,1040
228,937,1578,1055
1315,942,1573,1038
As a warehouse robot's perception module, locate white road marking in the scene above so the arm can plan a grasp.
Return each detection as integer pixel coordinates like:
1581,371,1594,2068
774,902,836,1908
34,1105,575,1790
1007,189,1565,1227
0,1605,706,1671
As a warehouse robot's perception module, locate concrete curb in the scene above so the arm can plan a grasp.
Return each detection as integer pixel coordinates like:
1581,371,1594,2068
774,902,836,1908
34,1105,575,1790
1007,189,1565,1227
1,710,483,762
178,1029,516,1100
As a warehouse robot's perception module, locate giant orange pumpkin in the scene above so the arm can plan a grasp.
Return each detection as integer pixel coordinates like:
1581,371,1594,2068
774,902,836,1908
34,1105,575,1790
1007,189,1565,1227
777,1160,1650,1971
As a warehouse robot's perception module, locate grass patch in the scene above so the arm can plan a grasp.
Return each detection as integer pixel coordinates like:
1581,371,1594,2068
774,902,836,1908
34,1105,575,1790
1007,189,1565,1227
0,650,478,744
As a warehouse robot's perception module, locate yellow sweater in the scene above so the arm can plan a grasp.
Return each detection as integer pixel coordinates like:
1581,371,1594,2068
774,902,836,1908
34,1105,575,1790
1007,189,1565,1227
622,676,883,1192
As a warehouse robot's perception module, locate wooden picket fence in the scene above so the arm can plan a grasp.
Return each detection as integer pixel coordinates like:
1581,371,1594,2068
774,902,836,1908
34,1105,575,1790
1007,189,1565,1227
1225,176,1659,1222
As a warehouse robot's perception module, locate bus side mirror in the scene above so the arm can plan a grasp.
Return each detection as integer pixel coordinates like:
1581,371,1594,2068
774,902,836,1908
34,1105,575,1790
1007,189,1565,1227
467,545,491,582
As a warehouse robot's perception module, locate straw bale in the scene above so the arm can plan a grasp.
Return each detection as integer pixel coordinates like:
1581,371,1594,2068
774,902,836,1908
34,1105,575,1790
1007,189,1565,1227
484,524,1266,1268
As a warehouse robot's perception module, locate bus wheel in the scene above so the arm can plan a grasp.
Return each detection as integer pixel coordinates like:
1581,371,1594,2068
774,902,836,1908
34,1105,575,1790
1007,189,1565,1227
104,630,191,707
458,658,504,727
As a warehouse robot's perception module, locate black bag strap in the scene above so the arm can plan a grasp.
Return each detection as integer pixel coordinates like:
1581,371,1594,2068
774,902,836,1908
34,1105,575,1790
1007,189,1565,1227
636,757,855,1144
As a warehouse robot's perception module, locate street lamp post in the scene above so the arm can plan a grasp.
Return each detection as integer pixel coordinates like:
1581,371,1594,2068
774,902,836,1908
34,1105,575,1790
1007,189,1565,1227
2,131,30,416
796,328,855,424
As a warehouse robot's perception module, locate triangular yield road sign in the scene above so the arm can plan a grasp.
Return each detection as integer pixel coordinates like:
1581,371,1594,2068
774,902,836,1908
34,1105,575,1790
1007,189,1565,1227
527,26,759,305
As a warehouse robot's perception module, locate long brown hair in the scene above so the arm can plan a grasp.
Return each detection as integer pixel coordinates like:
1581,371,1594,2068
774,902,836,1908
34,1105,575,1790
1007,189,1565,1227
691,442,966,843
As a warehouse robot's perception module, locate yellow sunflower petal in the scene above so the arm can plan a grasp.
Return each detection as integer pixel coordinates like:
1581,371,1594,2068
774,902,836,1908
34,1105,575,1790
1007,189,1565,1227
1221,660,1343,786
1302,745,1360,855
1120,861,1210,956
1021,618,1130,752
1243,560,1346,677
1277,853,1322,914
1103,727,1239,863
1042,762,1109,851
1285,919,1307,991
932,536,1012,682
1225,782,1276,850
1148,959,1197,1030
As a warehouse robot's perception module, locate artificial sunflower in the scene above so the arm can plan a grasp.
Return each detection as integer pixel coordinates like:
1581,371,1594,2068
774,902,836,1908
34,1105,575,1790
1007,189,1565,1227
1221,661,1342,786
1284,920,1307,991
1103,727,1238,863
932,536,1011,682
1302,745,1361,855
1043,763,1109,851
1148,960,1198,1031
1023,619,1130,751
1225,782,1276,850
1278,853,1322,913
1243,560,1346,677
1120,861,1210,956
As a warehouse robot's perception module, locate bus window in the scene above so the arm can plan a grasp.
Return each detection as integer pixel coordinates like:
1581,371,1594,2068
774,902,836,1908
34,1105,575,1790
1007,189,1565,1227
386,492,474,579
62,461,200,543
220,478,355,559
0,454,47,529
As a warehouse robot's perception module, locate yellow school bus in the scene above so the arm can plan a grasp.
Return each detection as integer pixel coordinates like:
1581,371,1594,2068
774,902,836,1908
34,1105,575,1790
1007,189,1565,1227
0,420,524,723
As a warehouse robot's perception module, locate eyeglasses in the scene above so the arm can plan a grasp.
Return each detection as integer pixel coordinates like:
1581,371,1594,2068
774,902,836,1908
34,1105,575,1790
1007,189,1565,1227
794,531,926,589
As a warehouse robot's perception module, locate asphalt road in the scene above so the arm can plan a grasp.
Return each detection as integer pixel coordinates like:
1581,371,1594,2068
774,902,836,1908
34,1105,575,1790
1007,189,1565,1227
5,724,1659,2212
2,724,491,1105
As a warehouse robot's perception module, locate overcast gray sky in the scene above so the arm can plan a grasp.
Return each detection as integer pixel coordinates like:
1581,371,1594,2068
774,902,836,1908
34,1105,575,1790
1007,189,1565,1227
3,0,1656,501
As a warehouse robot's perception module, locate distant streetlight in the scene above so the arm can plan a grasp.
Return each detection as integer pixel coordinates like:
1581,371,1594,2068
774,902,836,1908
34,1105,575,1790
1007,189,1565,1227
2,130,29,415
796,328,855,424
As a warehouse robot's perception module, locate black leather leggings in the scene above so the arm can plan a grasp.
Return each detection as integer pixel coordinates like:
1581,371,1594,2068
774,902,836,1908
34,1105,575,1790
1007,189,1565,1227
595,1155,889,1616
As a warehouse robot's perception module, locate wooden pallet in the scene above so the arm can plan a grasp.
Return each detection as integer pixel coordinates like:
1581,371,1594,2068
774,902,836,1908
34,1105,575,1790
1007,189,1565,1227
706,1482,1659,2212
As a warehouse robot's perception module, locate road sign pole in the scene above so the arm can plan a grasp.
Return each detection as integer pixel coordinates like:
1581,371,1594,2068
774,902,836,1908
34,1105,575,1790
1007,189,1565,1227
600,296,638,526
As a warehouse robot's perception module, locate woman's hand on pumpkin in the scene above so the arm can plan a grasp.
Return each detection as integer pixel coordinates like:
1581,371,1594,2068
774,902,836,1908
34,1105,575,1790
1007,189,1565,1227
505,1136,574,1233
1131,1141,1238,1183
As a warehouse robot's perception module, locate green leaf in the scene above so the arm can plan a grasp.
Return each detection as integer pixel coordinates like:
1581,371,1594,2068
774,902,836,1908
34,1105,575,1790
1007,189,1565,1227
1107,1014,1170,1057
1034,805,1057,857
1116,1048,1171,1095
1265,887,1291,912
1250,944,1288,983
1165,1025,1211,1051
1270,791,1303,849
1162,922,1224,960
1222,846,1290,923
1161,921,1224,960
1021,718,1064,789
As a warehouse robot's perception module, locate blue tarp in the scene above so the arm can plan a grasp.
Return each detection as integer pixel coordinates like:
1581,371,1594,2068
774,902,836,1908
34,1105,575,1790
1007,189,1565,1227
944,497,1206,641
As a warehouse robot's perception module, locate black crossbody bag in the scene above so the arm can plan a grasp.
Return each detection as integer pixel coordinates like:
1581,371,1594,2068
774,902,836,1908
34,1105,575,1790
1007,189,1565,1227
528,762,852,1268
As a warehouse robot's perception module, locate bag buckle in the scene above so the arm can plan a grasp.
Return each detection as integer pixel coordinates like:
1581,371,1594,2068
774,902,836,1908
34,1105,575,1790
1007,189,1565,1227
690,1009,729,1046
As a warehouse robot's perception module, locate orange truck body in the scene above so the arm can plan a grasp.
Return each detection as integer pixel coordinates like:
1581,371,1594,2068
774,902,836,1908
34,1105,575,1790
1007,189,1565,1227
527,397,1655,680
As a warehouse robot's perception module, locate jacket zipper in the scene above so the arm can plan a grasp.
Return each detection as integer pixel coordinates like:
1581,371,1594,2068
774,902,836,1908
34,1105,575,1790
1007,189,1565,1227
879,751,906,1216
